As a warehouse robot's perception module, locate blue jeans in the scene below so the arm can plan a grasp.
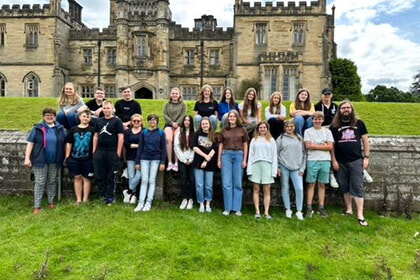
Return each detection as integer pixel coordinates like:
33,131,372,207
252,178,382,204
194,115,218,131
139,160,160,205
221,150,244,212
194,168,213,204
294,116,313,136
127,160,141,192
279,164,304,211
57,111,78,129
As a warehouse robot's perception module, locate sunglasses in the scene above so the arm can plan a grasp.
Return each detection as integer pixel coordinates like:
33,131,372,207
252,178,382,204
132,120,142,123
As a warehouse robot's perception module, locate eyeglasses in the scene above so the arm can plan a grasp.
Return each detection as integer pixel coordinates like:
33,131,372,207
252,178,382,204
340,106,352,110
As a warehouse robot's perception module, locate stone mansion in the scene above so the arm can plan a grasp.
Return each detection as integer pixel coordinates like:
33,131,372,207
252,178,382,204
0,0,336,100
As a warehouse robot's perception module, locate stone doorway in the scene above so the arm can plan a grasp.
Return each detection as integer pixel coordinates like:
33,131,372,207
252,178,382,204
135,87,153,99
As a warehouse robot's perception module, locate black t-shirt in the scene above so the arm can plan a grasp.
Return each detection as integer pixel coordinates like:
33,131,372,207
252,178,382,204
314,101,338,126
65,125,95,161
115,99,142,123
95,117,124,151
85,99,106,117
330,120,368,163
194,100,218,117
191,131,218,171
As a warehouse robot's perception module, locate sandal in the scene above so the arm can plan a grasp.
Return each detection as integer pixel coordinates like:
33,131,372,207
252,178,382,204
342,211,353,216
358,219,369,227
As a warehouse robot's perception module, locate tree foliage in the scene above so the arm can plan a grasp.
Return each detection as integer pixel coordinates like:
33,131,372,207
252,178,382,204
329,58,363,101
238,78,261,99
366,85,420,103
410,71,420,95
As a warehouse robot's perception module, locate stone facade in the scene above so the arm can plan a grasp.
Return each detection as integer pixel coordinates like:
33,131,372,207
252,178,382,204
1,131,419,214
0,0,335,101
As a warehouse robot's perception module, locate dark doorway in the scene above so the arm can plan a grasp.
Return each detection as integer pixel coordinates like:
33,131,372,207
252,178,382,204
135,88,153,99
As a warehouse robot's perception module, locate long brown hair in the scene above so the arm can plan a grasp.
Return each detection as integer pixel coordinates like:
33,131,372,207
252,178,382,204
242,87,259,117
196,84,214,102
220,87,236,108
331,100,359,128
294,88,312,110
269,91,283,114
197,117,216,143
253,121,273,142
222,110,243,130
179,115,194,151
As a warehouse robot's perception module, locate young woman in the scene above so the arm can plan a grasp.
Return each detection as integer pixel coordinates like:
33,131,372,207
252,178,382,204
217,110,249,216
192,117,218,213
276,120,306,220
239,87,262,137
65,110,95,205
218,87,239,128
24,107,66,214
265,91,286,140
57,82,86,129
163,87,187,172
122,114,144,204
289,88,315,136
174,115,195,210
193,84,218,130
134,114,166,212
247,122,277,220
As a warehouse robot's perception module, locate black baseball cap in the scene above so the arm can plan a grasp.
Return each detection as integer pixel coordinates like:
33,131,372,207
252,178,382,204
322,88,332,95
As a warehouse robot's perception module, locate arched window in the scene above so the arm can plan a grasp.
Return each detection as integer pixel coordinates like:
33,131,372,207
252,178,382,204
0,73,6,97
23,72,40,97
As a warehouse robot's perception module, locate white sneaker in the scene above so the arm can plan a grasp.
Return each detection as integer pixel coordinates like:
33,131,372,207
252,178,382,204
285,209,293,219
172,163,179,172
199,204,205,213
329,172,339,188
363,169,373,183
296,211,304,221
179,199,188,210
222,210,230,216
123,189,130,203
235,211,242,216
186,199,194,210
166,163,173,171
129,195,137,204
206,206,212,213
142,203,151,212
134,203,144,212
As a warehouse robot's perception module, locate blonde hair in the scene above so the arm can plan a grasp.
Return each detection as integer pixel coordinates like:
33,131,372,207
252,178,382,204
58,82,82,106
253,121,273,142
168,87,182,101
196,84,214,102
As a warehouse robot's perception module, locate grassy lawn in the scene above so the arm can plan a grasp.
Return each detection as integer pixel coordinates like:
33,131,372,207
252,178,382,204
0,196,419,279
1,98,420,135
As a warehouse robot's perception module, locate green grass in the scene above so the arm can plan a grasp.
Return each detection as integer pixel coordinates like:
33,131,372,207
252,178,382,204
0,196,419,279
1,97,419,135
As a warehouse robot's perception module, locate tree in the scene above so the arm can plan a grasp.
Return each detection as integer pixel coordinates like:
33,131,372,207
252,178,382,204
329,58,363,101
366,85,420,103
410,71,420,95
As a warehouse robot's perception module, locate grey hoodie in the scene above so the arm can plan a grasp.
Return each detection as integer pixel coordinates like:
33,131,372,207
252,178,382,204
276,132,306,173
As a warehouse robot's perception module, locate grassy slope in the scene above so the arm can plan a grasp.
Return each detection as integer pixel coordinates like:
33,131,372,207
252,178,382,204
0,197,419,279
1,98,419,135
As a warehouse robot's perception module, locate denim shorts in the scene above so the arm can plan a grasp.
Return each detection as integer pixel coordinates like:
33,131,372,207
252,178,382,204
305,161,331,184
249,161,274,185
66,157,94,178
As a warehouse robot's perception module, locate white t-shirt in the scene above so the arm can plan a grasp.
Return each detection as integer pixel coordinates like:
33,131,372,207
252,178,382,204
304,127,334,161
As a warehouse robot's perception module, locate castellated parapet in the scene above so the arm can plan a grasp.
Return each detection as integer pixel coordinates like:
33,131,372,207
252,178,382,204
170,22,234,40
0,4,52,15
235,1,324,15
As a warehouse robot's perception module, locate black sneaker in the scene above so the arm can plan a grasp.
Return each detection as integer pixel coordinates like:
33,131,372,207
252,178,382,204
317,208,329,218
305,209,314,218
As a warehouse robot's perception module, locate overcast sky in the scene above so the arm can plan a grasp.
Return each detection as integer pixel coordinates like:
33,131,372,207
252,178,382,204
3,0,420,93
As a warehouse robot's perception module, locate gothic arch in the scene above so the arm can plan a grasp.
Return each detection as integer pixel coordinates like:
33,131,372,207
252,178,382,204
22,71,41,97
0,72,7,97
130,82,155,99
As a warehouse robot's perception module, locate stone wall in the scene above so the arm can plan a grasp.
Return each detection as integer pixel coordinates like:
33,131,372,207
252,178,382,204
0,130,419,214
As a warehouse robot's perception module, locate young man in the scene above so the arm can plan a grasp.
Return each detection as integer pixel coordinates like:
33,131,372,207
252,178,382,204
314,88,338,127
330,101,370,227
93,101,124,205
86,87,106,118
303,111,334,218
114,86,142,130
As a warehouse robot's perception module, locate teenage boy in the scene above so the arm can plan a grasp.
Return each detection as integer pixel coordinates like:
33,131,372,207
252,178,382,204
93,101,124,204
314,88,338,127
115,86,142,130
303,111,334,218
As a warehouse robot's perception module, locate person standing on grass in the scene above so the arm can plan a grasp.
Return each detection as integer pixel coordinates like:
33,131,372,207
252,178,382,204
239,87,262,138
93,101,124,205
276,120,306,221
217,110,249,217
134,114,166,212
290,88,315,136
122,114,144,204
247,121,277,220
304,111,334,218
330,101,370,227
115,86,142,130
64,110,95,205
192,117,218,213
163,87,187,172
218,87,239,128
265,91,286,140
24,107,66,214
174,115,195,210
57,82,86,130
193,84,218,130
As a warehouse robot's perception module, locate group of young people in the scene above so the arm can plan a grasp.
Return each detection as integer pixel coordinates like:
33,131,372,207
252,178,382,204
24,83,371,226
